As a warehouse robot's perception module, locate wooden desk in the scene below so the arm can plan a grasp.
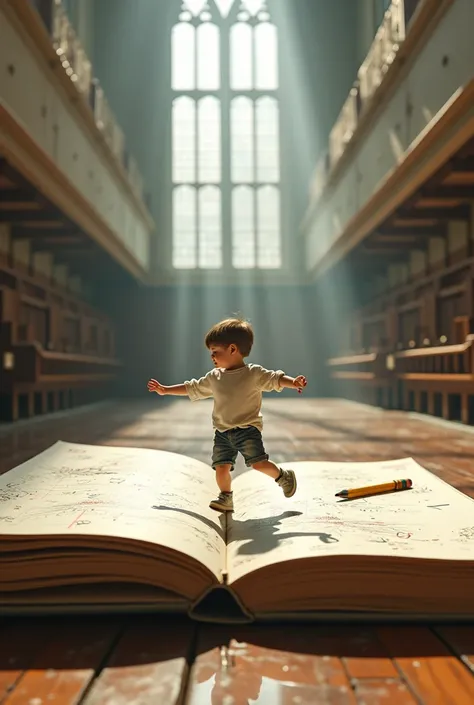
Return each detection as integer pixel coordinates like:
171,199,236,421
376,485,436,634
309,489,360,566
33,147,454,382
1,397,474,703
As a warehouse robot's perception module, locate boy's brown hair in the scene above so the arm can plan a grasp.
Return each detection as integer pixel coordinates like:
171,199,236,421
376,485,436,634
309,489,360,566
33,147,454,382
205,317,254,357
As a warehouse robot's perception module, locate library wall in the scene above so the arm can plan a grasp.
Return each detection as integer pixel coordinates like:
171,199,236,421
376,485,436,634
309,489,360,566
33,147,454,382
0,232,121,421
326,205,474,425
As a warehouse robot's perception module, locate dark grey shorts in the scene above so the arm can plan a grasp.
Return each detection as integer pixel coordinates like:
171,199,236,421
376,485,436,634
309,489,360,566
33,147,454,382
211,426,268,471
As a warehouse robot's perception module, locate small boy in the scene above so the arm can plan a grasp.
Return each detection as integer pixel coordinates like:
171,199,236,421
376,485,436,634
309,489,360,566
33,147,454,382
147,317,307,512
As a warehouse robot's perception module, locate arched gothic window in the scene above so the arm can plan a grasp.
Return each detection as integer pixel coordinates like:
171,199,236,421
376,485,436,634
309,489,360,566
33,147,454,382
171,0,281,270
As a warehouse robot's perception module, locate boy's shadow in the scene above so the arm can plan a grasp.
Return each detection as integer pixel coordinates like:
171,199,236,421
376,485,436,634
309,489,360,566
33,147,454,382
152,505,338,555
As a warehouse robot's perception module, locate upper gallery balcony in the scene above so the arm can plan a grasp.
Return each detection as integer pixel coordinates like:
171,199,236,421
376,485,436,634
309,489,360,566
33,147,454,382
0,0,154,281
301,0,474,280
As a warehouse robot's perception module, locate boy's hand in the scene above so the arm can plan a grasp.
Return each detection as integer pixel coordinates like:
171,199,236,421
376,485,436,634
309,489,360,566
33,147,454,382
293,375,307,394
147,378,167,395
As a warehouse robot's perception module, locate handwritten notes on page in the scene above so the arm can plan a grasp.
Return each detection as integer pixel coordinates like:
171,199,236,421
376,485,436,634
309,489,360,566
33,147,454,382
227,458,474,583
0,441,225,579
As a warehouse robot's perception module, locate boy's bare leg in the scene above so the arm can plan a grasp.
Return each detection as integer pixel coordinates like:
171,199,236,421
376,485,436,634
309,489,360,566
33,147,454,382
252,459,297,498
251,459,280,479
215,464,232,492
210,464,234,512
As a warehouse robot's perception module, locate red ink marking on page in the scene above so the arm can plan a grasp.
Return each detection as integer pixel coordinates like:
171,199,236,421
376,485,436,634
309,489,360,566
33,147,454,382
68,510,86,529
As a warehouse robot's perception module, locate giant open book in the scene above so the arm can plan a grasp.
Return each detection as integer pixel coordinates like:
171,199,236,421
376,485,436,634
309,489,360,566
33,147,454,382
1,441,474,622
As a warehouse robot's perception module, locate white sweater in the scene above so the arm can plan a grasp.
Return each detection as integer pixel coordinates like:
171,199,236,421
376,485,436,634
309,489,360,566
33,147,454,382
184,363,284,432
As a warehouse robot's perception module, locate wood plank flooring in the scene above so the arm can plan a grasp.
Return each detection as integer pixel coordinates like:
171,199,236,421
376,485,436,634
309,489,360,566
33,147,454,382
1,396,474,704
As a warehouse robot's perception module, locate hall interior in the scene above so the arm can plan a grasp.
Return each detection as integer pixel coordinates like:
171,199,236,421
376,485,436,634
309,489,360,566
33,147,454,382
1,1,474,702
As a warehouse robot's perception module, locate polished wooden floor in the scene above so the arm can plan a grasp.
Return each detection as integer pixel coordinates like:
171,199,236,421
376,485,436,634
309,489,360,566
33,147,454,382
1,396,474,704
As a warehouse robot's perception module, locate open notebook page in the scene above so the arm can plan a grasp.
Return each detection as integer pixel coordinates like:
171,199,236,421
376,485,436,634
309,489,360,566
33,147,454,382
226,458,474,584
0,441,225,579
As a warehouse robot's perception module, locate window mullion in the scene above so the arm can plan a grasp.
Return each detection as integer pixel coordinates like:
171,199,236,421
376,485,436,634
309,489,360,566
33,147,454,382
194,23,199,265
252,95,258,268
220,23,232,269
250,19,257,268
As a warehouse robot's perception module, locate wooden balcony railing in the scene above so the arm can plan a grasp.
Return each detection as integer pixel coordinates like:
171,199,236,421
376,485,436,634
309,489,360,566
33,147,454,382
12,342,122,384
328,335,474,422
1,336,122,420
29,0,145,202
327,352,388,380
358,0,411,109
328,86,360,170
326,351,396,407
394,337,474,377
0,274,122,420
309,0,425,185
393,337,474,422
308,151,330,202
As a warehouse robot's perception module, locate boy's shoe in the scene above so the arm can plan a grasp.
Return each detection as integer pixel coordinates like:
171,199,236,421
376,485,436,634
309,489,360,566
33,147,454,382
209,491,234,512
276,469,297,497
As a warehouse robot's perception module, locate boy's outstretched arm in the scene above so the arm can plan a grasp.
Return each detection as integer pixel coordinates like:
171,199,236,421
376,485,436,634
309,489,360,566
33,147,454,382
147,379,188,396
257,367,307,394
280,374,307,393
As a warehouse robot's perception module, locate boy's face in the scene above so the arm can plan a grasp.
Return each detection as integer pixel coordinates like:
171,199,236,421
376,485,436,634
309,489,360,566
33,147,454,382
209,344,242,369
